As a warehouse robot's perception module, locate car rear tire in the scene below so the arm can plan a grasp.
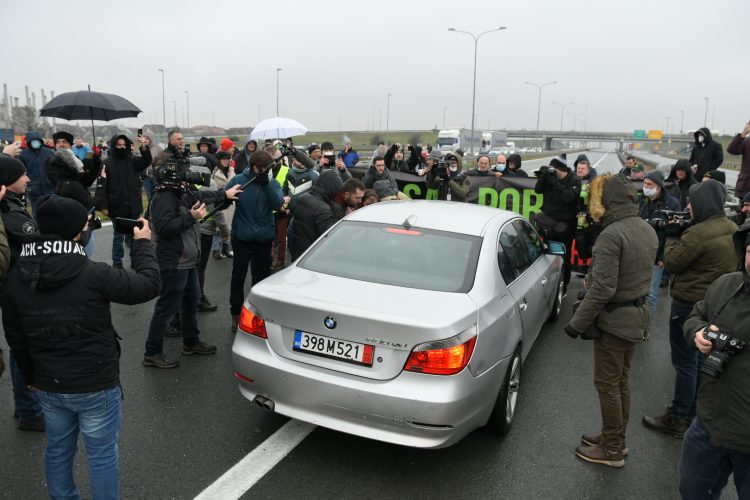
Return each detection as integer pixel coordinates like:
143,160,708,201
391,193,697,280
547,277,564,322
486,347,521,436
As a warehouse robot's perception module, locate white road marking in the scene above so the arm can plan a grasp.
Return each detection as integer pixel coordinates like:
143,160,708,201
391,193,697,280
194,419,317,500
592,151,610,168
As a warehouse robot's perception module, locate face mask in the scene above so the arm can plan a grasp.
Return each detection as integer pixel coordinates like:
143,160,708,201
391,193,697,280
643,187,658,197
30,139,42,149
114,147,127,156
448,165,458,172
495,163,506,172
698,135,705,144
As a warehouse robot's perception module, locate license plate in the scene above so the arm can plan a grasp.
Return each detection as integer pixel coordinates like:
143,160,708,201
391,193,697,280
293,330,374,367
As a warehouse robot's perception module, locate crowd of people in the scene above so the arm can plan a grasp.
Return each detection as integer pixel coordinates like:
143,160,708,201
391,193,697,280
0,121,749,499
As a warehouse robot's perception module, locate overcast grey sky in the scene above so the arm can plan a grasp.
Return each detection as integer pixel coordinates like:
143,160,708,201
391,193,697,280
4,0,748,135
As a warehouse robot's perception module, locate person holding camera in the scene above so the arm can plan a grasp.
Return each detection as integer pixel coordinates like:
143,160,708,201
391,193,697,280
643,179,738,438
425,152,470,202
637,170,681,310
100,134,151,269
315,141,352,182
534,154,582,293
142,147,242,369
1,194,160,500
565,174,658,468
678,234,750,499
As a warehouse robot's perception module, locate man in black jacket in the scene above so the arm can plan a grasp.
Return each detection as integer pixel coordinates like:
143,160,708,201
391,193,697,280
679,235,750,499
101,134,151,269
2,194,160,500
534,154,582,292
143,154,242,368
0,155,45,431
288,170,342,261
690,127,723,179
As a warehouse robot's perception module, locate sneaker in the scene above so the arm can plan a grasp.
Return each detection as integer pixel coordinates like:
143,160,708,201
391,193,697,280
18,414,45,432
581,433,629,456
212,250,224,260
181,341,217,356
197,295,218,312
642,411,689,438
112,262,124,270
142,353,180,368
575,444,625,468
222,243,234,258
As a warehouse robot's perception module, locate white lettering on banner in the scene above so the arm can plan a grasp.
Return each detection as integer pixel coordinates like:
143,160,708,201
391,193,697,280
23,241,87,257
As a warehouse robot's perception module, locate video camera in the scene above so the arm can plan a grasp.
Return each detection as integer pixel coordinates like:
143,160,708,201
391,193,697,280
647,210,693,237
701,328,746,378
154,152,211,191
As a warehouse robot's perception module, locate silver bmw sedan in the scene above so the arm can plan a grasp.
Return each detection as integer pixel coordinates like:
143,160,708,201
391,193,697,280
232,200,565,448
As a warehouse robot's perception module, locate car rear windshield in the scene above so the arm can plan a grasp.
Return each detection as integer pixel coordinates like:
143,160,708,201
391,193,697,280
298,221,481,293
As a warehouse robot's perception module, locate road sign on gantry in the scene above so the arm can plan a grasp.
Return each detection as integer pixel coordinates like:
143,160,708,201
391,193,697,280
633,130,647,139
647,130,663,140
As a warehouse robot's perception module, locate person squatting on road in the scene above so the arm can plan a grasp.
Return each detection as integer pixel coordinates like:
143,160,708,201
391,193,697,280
565,173,658,468
143,142,242,369
677,235,750,499
642,179,737,438
1,194,160,500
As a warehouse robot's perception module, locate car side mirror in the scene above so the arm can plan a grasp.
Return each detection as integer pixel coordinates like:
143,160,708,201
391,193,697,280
545,241,566,256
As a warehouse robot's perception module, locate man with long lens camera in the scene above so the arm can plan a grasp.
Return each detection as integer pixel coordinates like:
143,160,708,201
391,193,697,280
643,179,738,437
677,235,750,499
425,151,470,202
143,138,242,369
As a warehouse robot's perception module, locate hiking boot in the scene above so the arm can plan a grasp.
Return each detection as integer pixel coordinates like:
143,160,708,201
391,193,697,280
18,414,45,432
231,314,240,332
142,353,180,369
212,250,224,260
575,444,625,468
580,433,629,456
642,410,689,438
222,243,234,258
197,295,218,312
181,341,217,356
112,262,124,270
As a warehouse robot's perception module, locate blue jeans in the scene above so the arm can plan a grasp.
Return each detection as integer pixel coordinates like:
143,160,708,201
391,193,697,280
145,268,201,356
679,418,750,499
111,231,133,265
212,232,222,251
83,230,95,260
9,349,42,420
39,386,122,500
647,264,664,312
670,300,703,418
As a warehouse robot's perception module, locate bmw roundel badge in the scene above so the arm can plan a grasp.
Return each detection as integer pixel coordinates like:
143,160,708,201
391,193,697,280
324,316,337,329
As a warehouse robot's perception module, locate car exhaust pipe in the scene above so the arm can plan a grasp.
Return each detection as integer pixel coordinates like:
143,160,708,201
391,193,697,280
253,395,275,411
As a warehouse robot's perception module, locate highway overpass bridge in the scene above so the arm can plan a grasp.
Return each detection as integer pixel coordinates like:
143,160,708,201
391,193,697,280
503,130,692,151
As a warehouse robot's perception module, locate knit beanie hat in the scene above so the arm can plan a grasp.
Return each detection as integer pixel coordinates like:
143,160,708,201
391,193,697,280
36,194,89,240
307,143,321,154
428,150,443,161
220,138,234,150
644,170,665,189
52,131,74,146
574,154,589,167
0,155,26,186
549,153,568,171
320,141,334,151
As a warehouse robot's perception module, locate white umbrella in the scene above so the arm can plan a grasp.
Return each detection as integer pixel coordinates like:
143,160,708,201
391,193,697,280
249,117,309,140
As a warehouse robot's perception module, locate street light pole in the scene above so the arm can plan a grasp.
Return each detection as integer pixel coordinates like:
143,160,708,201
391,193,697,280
276,68,282,117
172,100,177,128
443,106,447,129
386,93,392,145
448,26,507,154
680,109,685,134
552,101,574,131
157,68,166,128
703,97,709,127
184,90,190,130
525,80,557,132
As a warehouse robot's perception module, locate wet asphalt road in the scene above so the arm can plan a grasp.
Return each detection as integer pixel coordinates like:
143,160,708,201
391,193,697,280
0,150,737,499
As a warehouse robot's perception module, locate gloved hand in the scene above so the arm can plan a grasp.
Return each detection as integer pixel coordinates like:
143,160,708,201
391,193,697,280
564,323,581,339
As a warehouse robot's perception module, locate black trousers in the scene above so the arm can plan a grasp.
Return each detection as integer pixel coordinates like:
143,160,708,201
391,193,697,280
198,233,213,293
229,238,273,316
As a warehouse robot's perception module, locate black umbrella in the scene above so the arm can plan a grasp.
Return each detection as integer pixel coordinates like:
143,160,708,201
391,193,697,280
40,86,141,143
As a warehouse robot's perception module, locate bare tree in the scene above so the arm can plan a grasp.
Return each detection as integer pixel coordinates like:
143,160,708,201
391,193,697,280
12,106,51,136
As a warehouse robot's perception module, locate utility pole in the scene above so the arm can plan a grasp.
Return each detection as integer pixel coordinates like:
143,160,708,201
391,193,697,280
157,69,166,128
184,90,190,129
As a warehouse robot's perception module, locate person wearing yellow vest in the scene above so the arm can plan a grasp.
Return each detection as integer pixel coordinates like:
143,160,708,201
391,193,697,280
268,143,291,270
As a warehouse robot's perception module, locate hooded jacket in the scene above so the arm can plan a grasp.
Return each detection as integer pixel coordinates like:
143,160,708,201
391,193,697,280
727,132,750,198
667,159,698,209
384,144,410,173
683,269,750,454
46,149,104,210
339,147,360,168
534,167,582,222
18,131,55,198
289,170,342,260
1,237,160,393
233,140,258,174
0,190,39,267
363,164,399,198
664,179,737,303
225,165,285,244
426,154,471,202
101,135,151,217
570,174,658,342
689,127,723,179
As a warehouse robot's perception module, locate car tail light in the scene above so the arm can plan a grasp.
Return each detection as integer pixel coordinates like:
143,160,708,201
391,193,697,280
403,325,477,375
239,304,268,339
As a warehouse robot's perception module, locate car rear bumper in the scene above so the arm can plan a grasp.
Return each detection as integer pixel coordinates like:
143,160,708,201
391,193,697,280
231,332,507,449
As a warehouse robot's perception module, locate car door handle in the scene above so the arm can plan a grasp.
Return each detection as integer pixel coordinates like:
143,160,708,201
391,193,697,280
519,301,528,312
541,277,548,287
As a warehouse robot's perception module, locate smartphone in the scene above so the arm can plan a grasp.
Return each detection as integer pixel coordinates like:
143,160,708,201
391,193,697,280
113,217,143,235
324,154,336,166
137,128,143,137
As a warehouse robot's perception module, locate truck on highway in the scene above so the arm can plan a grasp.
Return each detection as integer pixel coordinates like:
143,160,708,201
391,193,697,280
438,128,499,154
480,131,508,153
